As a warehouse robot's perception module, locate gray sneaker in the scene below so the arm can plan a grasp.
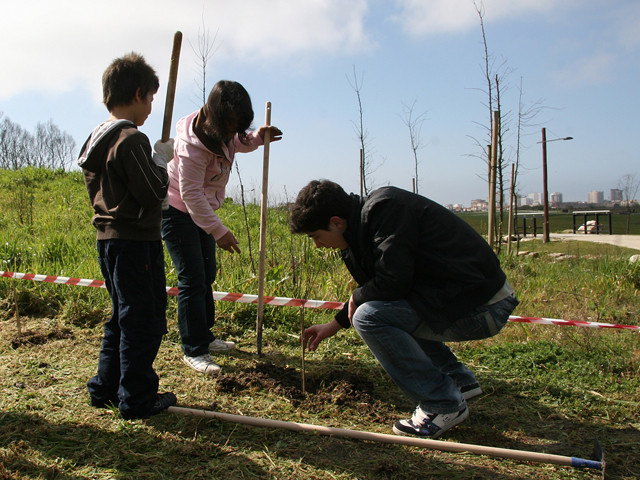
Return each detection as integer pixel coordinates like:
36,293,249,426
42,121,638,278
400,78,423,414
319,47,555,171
209,338,236,353
182,354,221,376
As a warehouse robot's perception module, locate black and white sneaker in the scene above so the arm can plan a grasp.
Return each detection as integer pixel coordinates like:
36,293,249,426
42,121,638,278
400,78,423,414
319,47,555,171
459,382,482,400
393,405,469,438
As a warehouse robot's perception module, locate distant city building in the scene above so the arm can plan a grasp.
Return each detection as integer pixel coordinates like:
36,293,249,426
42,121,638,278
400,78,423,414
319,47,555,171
610,189,623,203
587,191,604,204
469,199,488,211
549,192,563,206
519,196,533,206
527,192,543,205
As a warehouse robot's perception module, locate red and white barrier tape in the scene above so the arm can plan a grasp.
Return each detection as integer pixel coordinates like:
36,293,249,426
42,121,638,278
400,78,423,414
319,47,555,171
0,271,343,310
1,270,638,331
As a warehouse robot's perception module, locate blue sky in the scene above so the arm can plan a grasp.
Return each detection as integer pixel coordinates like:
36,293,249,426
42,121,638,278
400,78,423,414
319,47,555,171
1,0,638,206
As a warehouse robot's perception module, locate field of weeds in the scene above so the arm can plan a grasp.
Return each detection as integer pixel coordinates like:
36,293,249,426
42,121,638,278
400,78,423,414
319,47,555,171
0,168,639,479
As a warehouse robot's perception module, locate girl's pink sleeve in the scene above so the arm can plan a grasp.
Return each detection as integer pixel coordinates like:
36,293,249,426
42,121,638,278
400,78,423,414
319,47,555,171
177,143,229,240
234,131,263,153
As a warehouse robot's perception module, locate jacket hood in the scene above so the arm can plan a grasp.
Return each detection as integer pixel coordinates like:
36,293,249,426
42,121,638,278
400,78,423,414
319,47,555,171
78,120,135,173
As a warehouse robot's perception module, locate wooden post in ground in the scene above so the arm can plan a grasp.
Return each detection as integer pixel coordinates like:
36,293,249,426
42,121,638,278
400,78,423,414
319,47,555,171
507,163,515,255
256,102,272,356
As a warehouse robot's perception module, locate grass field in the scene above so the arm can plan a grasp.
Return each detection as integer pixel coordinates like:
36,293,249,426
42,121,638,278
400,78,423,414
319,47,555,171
0,168,639,479
458,210,640,237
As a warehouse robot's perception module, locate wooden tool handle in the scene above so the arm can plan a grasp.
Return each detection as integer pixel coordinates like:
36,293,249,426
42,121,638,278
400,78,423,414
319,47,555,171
161,31,182,142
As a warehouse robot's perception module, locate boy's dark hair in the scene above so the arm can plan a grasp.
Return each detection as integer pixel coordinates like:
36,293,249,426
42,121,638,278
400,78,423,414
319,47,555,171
102,53,159,111
201,80,254,144
289,180,352,233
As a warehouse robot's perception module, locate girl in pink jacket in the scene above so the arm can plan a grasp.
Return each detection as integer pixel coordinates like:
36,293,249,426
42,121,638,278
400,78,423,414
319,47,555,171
162,80,282,375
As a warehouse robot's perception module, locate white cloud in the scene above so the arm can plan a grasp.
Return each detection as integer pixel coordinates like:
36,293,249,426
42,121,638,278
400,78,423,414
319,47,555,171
389,0,573,37
0,0,371,100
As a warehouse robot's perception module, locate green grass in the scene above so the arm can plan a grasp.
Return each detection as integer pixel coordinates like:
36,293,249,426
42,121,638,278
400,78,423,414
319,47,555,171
0,169,639,479
458,210,640,236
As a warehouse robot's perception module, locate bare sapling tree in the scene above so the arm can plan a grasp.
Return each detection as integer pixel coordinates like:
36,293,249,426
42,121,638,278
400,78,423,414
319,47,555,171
189,13,221,106
347,66,378,196
285,188,319,393
618,173,640,234
512,77,547,247
469,1,514,248
401,99,428,194
234,161,257,276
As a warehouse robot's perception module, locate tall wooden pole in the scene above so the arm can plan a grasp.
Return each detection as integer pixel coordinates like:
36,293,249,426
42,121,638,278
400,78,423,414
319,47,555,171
542,127,550,243
256,102,272,356
507,163,515,255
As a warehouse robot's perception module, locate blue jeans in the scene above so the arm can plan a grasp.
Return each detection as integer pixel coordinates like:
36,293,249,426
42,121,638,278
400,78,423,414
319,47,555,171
352,295,519,414
162,206,217,357
87,239,167,419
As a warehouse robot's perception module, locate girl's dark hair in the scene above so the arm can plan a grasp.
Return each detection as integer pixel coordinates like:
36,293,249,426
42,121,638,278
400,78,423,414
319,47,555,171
201,80,254,144
289,180,352,233
102,52,159,111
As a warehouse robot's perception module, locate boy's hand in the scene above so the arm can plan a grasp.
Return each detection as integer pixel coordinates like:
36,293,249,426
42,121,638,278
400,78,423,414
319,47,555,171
217,230,241,254
152,139,175,168
301,319,342,351
258,125,282,142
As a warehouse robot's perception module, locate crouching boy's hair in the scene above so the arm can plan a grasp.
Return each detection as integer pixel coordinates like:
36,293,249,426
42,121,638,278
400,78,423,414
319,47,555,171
289,180,352,234
102,52,159,111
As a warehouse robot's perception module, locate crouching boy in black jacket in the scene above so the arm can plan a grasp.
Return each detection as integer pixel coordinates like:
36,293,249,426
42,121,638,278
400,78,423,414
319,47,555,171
290,180,519,438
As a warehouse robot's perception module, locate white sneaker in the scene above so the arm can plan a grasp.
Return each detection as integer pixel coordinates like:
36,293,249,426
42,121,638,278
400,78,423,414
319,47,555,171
209,338,236,353
182,354,221,376
393,405,469,438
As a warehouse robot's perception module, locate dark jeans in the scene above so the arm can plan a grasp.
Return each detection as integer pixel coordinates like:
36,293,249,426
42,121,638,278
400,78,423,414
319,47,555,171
87,239,167,419
162,206,217,357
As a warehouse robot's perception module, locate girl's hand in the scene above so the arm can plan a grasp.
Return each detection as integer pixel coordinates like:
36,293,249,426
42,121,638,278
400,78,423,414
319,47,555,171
258,125,283,142
217,230,241,254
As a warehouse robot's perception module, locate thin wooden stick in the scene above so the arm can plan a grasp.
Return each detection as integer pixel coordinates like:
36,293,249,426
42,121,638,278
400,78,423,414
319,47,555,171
507,163,515,255
167,406,603,470
256,102,272,355
161,31,182,142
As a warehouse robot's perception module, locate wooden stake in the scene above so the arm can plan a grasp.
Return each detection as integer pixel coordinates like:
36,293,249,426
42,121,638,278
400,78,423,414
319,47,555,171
167,406,603,470
507,163,515,255
161,31,182,142
256,102,272,356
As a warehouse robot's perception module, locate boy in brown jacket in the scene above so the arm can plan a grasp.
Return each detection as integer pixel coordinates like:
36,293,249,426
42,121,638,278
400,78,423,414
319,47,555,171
78,52,176,419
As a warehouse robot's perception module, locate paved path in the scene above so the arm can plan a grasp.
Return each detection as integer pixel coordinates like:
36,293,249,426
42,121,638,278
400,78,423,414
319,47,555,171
549,233,640,251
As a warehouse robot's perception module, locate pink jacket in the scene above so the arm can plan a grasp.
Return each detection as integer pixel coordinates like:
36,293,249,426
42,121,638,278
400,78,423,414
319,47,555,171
167,110,262,240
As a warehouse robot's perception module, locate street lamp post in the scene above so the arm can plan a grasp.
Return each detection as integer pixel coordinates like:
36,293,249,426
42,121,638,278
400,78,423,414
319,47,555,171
539,128,573,243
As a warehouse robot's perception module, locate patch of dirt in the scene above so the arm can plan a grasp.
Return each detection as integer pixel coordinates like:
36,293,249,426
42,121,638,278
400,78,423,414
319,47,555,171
216,362,396,423
10,329,74,349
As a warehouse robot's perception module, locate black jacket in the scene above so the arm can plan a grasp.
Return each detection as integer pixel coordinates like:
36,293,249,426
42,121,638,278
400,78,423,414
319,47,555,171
335,187,507,333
